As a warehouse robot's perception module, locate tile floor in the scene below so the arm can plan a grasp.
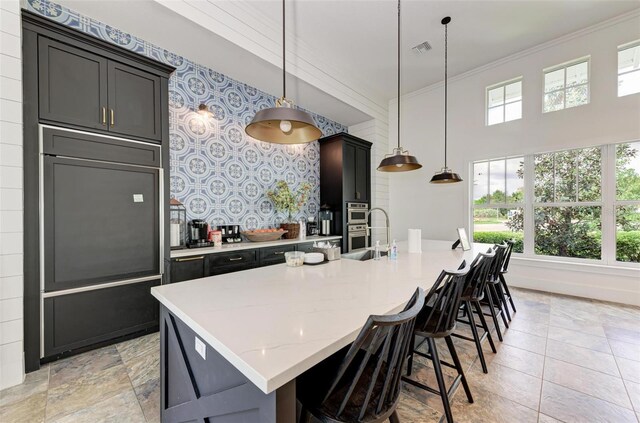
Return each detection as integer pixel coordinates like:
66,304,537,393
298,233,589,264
1,287,639,422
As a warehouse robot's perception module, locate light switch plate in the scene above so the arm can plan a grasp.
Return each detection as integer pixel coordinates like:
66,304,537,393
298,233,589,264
195,337,206,360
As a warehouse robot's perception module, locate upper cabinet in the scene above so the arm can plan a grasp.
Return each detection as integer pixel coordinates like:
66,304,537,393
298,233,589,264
37,36,163,142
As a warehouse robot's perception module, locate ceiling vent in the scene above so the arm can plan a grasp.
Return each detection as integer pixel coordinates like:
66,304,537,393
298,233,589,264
412,41,432,54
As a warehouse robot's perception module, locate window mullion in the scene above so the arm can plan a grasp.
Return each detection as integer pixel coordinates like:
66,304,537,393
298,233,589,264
602,144,617,264
524,154,535,255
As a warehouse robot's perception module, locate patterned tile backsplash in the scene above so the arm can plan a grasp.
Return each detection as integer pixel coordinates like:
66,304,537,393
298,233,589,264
26,0,348,229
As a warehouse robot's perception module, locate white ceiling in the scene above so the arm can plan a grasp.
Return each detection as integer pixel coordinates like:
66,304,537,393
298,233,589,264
57,0,640,126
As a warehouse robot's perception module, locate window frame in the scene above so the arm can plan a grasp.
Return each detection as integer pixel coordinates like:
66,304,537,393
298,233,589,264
542,56,591,113
469,141,640,269
485,77,523,126
617,40,640,97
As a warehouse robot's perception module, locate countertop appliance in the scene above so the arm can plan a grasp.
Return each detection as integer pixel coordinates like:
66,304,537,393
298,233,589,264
306,217,319,236
218,225,242,243
189,220,210,247
347,202,368,225
319,205,333,236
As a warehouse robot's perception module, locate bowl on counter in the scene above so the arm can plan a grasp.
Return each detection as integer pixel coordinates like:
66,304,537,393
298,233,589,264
242,229,287,242
303,252,325,264
285,251,305,267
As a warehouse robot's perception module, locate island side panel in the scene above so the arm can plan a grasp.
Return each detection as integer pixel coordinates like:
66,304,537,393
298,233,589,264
160,306,294,423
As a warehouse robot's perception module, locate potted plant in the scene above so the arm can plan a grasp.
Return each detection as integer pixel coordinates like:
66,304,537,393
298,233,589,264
267,180,312,239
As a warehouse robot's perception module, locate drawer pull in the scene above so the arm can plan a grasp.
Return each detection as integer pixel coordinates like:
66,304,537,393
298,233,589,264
110,109,115,126
175,256,204,262
101,107,107,125
229,257,243,261
273,251,285,255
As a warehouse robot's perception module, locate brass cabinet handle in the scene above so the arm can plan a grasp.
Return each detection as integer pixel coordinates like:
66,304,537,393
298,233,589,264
229,257,243,261
273,251,285,255
101,107,107,125
175,256,204,262
110,109,115,126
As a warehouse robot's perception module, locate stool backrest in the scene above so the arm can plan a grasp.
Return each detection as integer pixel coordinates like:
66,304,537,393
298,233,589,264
321,287,425,421
415,263,471,335
489,243,508,281
501,240,515,273
462,249,496,300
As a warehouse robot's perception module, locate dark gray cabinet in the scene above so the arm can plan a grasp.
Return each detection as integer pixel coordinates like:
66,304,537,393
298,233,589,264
37,36,163,142
38,38,108,131
170,255,208,283
259,245,296,266
209,249,258,275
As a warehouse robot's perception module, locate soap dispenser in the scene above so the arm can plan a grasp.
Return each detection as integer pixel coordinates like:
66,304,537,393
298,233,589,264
389,239,398,261
374,240,381,260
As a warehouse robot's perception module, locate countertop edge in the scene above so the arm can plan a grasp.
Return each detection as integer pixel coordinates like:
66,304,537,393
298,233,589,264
170,235,342,258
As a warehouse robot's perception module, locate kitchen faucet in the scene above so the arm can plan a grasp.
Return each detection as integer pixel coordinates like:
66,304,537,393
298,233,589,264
367,207,391,250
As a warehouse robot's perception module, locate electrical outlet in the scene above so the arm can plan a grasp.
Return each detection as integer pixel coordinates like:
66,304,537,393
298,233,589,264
195,336,206,360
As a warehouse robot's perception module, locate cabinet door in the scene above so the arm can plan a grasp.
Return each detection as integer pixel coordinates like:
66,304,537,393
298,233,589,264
355,146,369,202
38,37,108,130
107,61,162,141
343,143,357,201
170,256,208,283
259,245,296,266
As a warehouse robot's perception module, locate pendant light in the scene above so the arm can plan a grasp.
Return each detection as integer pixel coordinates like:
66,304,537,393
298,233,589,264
430,17,462,183
377,0,422,172
245,0,321,144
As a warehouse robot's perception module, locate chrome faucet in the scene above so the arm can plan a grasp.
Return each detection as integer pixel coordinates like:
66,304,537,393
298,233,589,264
367,207,390,250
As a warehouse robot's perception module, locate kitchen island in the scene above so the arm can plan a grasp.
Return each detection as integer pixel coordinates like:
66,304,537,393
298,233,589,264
151,240,491,422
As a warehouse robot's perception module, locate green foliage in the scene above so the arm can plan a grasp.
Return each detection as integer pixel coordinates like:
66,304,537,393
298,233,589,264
266,180,311,222
534,206,601,259
616,231,640,263
472,232,523,253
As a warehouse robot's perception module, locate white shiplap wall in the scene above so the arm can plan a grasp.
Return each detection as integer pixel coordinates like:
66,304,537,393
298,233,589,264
0,0,24,390
349,119,391,245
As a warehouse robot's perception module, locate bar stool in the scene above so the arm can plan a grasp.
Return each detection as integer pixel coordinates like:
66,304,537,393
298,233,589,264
498,240,517,316
403,263,473,423
476,243,510,341
296,287,425,423
452,249,497,374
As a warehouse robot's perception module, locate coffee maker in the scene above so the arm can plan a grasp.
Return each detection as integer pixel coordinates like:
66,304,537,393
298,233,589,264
306,216,319,236
188,219,210,247
319,205,333,236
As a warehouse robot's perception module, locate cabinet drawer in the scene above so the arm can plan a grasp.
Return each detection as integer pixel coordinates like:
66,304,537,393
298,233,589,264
296,242,316,253
259,245,296,266
209,250,257,268
170,255,208,283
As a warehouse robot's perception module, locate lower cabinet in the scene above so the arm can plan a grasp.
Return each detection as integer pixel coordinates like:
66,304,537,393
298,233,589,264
170,255,209,283
295,242,316,253
259,245,296,266
209,249,258,276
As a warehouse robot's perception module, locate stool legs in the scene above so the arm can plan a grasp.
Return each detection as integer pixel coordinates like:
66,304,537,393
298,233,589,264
500,274,517,314
427,337,454,423
445,336,473,404
464,300,489,374
484,286,504,341
473,300,497,354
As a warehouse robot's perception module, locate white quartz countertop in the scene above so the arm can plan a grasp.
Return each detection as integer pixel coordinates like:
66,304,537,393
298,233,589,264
170,235,342,258
152,240,492,394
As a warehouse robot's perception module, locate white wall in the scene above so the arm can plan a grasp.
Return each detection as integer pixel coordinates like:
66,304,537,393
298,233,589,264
389,12,640,305
0,0,24,390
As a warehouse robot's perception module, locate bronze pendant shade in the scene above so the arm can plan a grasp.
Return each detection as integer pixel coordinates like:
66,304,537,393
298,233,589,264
244,0,321,144
378,0,421,173
430,16,462,184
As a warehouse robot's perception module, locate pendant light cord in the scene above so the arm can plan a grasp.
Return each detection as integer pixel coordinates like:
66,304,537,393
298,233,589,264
282,0,286,99
397,0,401,150
443,20,448,168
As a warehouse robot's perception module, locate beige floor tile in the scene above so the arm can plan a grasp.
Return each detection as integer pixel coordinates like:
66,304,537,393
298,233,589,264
49,346,122,389
510,288,552,304
543,357,632,409
467,361,542,410
134,377,160,423
605,325,640,346
616,356,640,383
538,414,563,423
48,389,145,423
396,392,441,423
547,326,611,353
502,328,547,354
448,384,538,423
505,318,549,338
0,391,46,423
124,350,160,388
487,343,545,378
548,314,606,337
545,339,619,376
624,379,640,413
0,365,49,407
45,363,132,421
609,339,640,362
116,333,160,365
540,381,637,423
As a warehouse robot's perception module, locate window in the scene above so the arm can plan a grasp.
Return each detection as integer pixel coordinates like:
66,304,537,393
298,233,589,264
486,79,522,125
471,142,640,265
534,147,602,260
543,58,589,113
615,141,640,262
618,42,640,97
472,157,524,252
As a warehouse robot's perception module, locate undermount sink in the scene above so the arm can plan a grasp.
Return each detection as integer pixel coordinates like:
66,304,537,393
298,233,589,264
341,249,388,261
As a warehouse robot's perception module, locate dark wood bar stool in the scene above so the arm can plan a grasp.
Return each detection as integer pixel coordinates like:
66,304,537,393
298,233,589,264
403,264,473,423
478,243,510,341
296,287,425,423
452,249,497,374
498,240,517,316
